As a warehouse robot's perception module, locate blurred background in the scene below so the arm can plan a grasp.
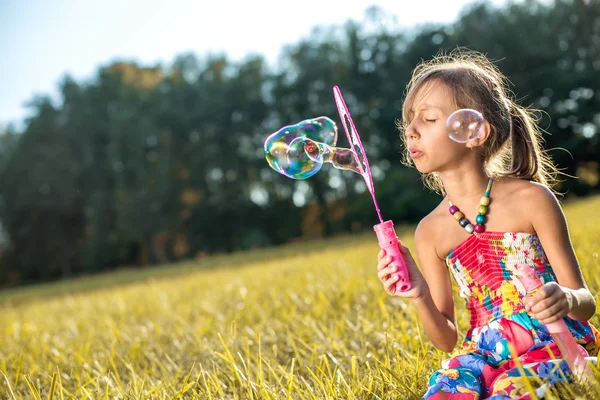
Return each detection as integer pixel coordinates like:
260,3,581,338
0,0,598,288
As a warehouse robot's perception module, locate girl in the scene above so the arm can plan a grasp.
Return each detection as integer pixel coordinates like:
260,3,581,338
376,50,599,399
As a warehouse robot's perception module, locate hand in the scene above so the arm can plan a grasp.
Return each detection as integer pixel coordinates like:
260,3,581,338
376,245,429,301
525,282,574,324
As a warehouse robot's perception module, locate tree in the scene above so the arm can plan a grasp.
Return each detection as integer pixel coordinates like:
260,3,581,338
1,0,598,287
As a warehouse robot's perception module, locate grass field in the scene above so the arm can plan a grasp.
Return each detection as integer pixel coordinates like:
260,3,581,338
1,195,600,399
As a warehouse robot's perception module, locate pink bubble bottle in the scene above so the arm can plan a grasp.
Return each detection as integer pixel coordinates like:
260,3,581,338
373,221,411,293
515,263,592,380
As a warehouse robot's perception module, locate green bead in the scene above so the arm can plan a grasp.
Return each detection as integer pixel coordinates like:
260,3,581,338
476,214,485,224
478,205,488,215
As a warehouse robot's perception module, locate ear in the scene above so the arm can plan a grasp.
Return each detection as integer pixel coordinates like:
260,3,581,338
466,120,491,149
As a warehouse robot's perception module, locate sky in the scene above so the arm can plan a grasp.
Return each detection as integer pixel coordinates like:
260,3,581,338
0,0,508,129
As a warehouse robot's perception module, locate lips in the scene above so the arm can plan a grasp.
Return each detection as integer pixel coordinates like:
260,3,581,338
409,148,423,158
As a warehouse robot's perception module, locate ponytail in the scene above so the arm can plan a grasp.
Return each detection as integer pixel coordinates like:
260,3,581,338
502,103,558,189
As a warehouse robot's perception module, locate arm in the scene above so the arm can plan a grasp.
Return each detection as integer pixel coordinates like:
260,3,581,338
527,184,596,323
412,219,458,352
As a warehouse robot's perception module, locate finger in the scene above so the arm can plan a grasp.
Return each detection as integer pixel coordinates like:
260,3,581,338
532,290,547,303
383,275,399,293
377,257,390,270
524,298,535,312
534,301,567,324
530,296,559,315
534,283,557,302
377,255,392,271
378,266,397,280
378,249,386,260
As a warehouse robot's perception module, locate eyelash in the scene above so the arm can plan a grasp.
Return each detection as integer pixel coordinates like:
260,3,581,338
425,118,437,123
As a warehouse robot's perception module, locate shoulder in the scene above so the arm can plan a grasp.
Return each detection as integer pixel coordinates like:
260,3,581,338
494,178,557,205
415,200,447,259
415,201,445,240
506,179,559,210
495,178,563,229
520,182,566,230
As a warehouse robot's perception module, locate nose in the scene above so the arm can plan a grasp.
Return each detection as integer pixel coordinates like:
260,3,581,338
405,121,419,140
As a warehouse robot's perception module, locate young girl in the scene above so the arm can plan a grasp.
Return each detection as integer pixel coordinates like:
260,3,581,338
376,50,599,399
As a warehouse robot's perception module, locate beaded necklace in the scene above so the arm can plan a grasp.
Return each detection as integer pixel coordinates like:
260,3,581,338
448,178,493,234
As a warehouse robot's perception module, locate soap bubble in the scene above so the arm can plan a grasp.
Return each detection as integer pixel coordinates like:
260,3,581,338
447,109,485,143
264,117,361,179
297,137,361,174
264,85,383,223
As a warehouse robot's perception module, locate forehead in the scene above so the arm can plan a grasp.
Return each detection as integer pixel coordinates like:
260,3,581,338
408,80,455,112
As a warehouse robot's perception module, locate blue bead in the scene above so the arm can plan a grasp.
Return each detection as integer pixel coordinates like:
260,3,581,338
476,214,485,224
459,218,469,227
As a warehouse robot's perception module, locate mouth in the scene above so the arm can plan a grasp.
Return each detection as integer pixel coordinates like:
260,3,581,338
409,149,423,159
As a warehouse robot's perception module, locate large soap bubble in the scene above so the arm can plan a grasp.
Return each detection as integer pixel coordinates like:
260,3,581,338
264,116,361,180
446,109,485,143
264,86,380,221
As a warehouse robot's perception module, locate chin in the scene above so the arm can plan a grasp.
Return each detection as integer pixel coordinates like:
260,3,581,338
413,156,448,174
413,161,436,174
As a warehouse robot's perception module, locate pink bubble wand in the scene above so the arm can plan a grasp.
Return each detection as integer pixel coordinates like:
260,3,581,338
515,263,593,381
333,86,411,292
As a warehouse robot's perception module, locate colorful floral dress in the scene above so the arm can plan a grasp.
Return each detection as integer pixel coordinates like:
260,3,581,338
423,232,600,400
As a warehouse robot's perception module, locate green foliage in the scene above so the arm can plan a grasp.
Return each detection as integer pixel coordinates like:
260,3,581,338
0,0,599,285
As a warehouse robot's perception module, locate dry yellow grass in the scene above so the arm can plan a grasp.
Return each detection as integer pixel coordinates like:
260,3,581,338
1,195,600,399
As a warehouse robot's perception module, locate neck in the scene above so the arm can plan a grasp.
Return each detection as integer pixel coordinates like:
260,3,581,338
441,167,490,204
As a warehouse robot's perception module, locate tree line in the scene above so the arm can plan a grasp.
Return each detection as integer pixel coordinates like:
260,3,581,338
0,0,598,287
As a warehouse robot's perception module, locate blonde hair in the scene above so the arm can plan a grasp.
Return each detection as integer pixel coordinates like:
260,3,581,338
397,49,559,194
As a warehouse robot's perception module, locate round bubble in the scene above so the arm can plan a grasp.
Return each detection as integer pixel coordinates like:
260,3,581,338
264,117,337,180
298,137,361,174
446,109,485,143
292,137,323,163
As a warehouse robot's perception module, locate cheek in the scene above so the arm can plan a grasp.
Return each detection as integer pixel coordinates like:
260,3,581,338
425,125,451,147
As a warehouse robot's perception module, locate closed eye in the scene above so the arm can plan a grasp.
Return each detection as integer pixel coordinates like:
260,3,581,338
425,119,437,123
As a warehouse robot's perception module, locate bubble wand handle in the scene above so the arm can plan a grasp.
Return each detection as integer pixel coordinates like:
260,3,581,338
373,221,412,292
333,86,411,292
515,264,592,380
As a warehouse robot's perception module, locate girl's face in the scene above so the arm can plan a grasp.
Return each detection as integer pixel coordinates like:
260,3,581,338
404,81,469,174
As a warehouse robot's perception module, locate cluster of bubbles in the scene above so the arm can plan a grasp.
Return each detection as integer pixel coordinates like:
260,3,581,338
264,117,361,180
264,109,485,180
